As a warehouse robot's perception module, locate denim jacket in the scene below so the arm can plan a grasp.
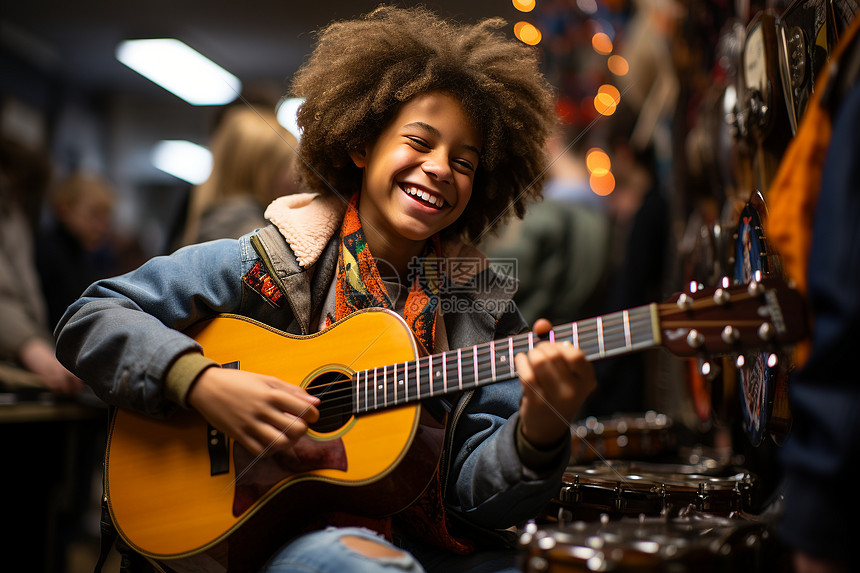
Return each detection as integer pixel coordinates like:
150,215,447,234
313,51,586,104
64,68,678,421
55,192,569,532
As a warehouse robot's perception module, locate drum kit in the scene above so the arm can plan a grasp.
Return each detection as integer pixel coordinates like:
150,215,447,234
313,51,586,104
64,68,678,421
517,1,854,570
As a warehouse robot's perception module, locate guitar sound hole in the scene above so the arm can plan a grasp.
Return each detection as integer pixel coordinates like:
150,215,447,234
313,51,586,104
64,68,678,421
305,371,354,433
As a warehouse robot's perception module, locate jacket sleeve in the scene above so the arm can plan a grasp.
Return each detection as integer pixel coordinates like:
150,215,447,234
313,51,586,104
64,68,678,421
777,82,860,563
444,287,569,529
55,239,247,417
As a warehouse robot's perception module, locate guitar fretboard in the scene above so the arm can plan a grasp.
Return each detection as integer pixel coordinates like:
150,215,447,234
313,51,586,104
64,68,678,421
352,304,659,414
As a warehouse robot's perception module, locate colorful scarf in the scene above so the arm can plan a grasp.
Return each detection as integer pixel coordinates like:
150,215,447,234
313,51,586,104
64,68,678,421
331,193,442,353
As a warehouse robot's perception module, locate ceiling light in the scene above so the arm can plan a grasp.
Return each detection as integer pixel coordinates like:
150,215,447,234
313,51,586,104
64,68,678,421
116,39,241,106
151,140,212,184
276,97,304,141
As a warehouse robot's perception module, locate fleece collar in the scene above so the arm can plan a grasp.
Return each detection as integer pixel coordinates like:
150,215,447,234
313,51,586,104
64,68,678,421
264,192,346,268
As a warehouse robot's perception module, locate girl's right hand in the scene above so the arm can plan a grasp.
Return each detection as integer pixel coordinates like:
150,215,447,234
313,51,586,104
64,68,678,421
186,367,320,458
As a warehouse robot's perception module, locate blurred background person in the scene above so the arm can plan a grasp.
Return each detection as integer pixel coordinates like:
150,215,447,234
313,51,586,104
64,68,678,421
36,173,118,330
480,128,611,327
0,137,82,396
178,105,300,247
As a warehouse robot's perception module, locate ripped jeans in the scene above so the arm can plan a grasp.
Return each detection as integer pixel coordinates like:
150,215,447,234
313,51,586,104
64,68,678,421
262,527,423,573
261,527,520,573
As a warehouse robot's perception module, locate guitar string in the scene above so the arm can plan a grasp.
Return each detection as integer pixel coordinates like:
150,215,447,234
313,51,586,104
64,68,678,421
303,314,657,417
309,312,658,428
307,312,659,421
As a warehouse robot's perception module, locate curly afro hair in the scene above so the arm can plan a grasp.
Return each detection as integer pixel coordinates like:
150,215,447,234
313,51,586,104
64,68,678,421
291,5,557,242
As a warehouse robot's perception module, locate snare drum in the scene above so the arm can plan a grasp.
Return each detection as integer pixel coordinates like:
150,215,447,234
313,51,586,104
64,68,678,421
569,412,676,464
520,515,770,572
547,461,757,524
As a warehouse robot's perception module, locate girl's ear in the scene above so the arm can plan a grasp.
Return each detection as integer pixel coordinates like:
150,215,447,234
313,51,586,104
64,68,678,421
349,149,367,169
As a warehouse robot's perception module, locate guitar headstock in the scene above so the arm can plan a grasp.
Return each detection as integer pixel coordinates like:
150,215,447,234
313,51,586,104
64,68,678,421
658,277,809,358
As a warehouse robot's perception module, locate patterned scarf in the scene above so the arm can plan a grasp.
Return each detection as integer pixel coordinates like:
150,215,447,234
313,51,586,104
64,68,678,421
331,193,441,353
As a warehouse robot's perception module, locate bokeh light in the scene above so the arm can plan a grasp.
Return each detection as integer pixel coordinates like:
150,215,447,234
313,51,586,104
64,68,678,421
590,171,616,196
514,21,542,45
608,54,629,76
586,148,611,176
512,0,536,12
594,92,618,116
591,32,613,55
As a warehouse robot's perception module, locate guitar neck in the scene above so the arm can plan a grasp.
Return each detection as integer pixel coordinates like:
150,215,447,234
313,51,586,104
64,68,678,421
352,304,660,415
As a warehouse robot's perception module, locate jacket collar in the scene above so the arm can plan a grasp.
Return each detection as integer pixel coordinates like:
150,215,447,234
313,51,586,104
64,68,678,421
264,192,346,268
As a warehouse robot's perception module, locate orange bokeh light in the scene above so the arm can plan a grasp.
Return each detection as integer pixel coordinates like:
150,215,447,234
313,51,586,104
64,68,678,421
593,92,617,116
608,54,629,76
514,21,542,45
590,171,616,196
592,32,613,55
512,0,536,12
586,148,611,176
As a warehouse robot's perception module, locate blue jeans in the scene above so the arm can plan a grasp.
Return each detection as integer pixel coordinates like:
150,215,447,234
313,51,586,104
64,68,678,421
262,527,423,573
261,527,520,573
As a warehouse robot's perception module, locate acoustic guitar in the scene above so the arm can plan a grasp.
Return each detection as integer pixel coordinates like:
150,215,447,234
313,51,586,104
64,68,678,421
104,278,808,571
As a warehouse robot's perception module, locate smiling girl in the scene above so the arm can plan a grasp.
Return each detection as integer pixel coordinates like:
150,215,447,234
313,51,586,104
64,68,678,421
56,6,597,573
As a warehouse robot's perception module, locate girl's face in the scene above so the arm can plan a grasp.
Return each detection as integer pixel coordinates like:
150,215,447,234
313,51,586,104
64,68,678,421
350,91,481,254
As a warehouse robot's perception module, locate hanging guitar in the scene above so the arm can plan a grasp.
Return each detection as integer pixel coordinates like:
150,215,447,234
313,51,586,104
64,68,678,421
104,279,808,572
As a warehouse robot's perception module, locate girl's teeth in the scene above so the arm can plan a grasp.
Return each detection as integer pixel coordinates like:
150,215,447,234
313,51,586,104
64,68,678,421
405,186,443,208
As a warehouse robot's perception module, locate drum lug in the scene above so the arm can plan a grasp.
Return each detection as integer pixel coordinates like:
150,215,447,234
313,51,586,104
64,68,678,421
560,475,581,504
696,483,710,512
613,481,625,513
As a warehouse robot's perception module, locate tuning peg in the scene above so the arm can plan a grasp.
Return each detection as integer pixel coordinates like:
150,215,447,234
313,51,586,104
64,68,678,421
713,288,731,305
686,329,705,348
721,325,741,344
700,359,720,380
758,322,773,341
748,281,765,297
677,293,694,310
735,354,746,368
767,353,779,368
721,276,731,289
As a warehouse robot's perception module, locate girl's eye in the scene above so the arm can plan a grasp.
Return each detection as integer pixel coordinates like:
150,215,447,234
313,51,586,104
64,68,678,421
406,136,430,149
454,160,475,173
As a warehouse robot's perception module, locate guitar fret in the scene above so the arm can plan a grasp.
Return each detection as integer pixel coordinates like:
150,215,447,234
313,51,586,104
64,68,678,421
549,330,555,343
416,357,421,400
528,331,534,350
394,364,403,406
597,316,605,357
373,367,378,410
429,355,434,397
572,322,579,348
457,348,463,391
442,352,447,393
383,364,388,407
508,338,515,377
490,340,497,381
623,310,632,349
473,346,479,388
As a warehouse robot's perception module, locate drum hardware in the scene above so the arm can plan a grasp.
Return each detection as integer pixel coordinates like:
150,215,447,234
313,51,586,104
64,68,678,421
548,461,758,525
520,513,771,572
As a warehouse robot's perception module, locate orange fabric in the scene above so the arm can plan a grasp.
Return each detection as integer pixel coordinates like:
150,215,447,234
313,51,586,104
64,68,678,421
766,17,860,366
767,17,860,296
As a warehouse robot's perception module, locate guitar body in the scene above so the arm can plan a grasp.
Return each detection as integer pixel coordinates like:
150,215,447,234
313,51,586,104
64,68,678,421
105,310,445,570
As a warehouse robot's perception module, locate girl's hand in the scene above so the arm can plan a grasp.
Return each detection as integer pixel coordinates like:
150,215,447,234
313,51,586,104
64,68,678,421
514,318,597,448
187,367,320,458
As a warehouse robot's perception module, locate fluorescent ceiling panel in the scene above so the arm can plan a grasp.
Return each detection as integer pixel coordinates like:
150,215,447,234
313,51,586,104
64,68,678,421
151,140,212,184
116,39,241,106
